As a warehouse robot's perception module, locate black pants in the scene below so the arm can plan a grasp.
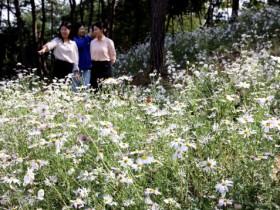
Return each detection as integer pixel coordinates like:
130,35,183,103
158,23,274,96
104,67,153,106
53,59,73,80
90,60,112,90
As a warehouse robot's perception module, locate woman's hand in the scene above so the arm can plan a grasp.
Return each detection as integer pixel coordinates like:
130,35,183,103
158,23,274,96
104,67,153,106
74,71,80,80
38,49,45,55
38,46,48,55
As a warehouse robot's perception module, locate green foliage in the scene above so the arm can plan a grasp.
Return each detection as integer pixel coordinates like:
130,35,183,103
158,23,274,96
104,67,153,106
114,6,280,78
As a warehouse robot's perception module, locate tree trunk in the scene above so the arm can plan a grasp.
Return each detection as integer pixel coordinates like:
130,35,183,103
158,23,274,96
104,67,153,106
107,0,116,39
14,0,27,66
97,0,105,23
51,1,54,37
7,0,11,27
150,0,169,76
131,0,140,44
0,1,3,27
39,0,47,76
232,0,239,20
69,0,77,24
205,0,214,27
166,13,171,32
100,0,106,24
79,0,84,24
88,0,94,27
30,0,40,73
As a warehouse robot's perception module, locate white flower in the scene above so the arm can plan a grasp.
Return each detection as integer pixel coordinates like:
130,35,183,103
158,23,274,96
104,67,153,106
163,197,176,204
180,141,197,152
237,113,254,124
119,176,133,184
145,188,161,195
74,188,90,198
172,149,185,159
136,155,154,165
169,138,184,149
261,119,274,133
218,198,233,206
193,70,200,77
78,170,98,181
237,128,257,138
3,176,21,185
215,179,233,197
54,138,67,154
37,104,50,116
119,156,134,167
119,142,129,149
145,195,154,205
236,82,250,89
131,162,143,171
23,167,35,186
226,95,235,102
123,199,135,207
199,158,217,172
174,83,183,89
255,96,274,106
37,189,45,200
71,145,86,157
67,168,75,175
70,198,85,209
103,194,113,205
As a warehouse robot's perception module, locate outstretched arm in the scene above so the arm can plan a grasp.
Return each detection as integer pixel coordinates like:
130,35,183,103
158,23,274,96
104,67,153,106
38,38,57,55
38,45,49,55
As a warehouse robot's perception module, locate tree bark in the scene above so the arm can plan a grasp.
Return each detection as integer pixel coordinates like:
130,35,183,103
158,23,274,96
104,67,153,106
150,0,169,76
232,0,239,20
7,0,11,27
14,0,27,66
97,0,105,23
205,0,214,27
131,0,140,44
30,0,40,72
107,0,116,39
51,0,54,37
88,0,94,27
0,0,3,27
100,0,106,24
69,0,77,24
39,0,47,76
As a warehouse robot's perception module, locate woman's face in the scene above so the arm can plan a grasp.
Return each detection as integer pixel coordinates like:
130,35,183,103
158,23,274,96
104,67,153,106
60,26,70,39
78,26,85,37
93,26,102,38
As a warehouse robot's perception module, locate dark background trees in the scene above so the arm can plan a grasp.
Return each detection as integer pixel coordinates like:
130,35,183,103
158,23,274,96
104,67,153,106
0,0,276,81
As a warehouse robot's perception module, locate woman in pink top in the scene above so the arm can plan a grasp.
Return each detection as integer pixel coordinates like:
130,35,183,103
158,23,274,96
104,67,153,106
90,22,116,92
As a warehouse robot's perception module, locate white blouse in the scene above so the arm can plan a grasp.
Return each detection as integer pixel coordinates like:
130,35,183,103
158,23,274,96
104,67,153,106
46,37,79,71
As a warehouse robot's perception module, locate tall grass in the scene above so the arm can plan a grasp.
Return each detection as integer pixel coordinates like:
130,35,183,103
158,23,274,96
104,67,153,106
0,6,280,210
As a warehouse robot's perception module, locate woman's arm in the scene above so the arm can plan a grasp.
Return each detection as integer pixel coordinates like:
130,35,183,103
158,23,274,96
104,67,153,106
38,45,49,55
108,39,116,64
38,38,58,55
73,42,79,72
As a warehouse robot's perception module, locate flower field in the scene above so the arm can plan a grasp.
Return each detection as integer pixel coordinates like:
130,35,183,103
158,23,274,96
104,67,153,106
1,6,280,210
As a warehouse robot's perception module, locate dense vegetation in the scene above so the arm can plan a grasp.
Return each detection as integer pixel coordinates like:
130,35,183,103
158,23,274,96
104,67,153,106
0,5,279,209
1,0,278,79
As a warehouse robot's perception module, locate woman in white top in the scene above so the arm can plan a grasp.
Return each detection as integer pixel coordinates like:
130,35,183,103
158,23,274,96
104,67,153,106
38,21,79,80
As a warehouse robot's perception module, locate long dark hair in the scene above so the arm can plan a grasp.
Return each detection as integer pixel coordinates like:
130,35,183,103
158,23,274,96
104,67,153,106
58,21,73,41
92,22,107,36
73,23,85,38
